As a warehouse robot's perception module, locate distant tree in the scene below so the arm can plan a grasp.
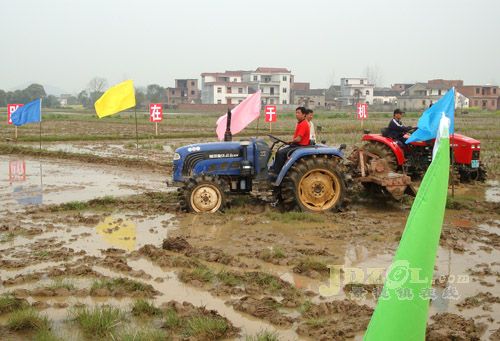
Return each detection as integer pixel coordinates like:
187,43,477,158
87,77,108,105
0,90,6,107
135,87,147,109
146,84,166,103
24,83,46,101
77,90,91,108
43,95,60,108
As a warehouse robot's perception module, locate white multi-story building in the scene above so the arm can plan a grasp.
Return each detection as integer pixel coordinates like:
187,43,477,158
242,67,292,105
339,77,374,105
201,71,250,105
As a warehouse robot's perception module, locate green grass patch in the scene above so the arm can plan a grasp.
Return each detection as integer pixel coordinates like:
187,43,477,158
246,272,283,292
182,315,229,340
33,329,63,341
69,305,126,337
445,194,477,210
260,246,286,261
298,300,313,315
216,270,244,286
91,278,152,294
246,330,281,341
178,266,215,283
42,279,76,291
59,201,88,211
293,258,329,274
163,307,182,329
33,250,50,259
0,294,28,314
114,328,166,341
131,299,162,317
6,307,50,331
0,232,16,243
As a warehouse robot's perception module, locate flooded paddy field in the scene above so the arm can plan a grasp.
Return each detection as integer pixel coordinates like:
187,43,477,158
0,110,499,340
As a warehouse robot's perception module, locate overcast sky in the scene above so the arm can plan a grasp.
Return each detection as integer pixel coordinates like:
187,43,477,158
1,0,499,94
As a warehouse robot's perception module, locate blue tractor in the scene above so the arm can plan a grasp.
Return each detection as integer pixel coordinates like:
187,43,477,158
171,113,415,213
172,134,348,213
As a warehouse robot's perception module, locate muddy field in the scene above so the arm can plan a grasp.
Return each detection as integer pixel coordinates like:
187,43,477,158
0,110,499,340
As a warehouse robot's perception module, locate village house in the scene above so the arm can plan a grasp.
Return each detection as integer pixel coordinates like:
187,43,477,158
200,71,250,105
339,77,374,106
242,67,292,105
166,79,200,105
457,85,499,111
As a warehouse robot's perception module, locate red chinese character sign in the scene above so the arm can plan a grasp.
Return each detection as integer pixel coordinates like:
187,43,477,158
7,104,23,125
149,103,163,136
356,103,368,120
264,105,277,122
149,103,163,122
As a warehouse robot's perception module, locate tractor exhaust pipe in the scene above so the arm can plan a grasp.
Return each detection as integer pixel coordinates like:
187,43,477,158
224,109,232,142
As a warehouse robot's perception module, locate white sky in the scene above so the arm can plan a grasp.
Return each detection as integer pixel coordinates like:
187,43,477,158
1,0,499,93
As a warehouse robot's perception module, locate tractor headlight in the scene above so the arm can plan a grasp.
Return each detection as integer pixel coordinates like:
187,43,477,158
173,152,181,161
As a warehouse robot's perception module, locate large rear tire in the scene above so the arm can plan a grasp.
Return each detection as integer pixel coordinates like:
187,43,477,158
179,175,226,213
279,156,345,212
362,141,398,171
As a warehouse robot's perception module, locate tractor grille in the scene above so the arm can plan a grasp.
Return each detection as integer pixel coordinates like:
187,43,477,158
182,152,205,176
472,151,480,160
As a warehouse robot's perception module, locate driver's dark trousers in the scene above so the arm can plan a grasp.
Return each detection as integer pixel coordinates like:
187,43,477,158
273,145,302,174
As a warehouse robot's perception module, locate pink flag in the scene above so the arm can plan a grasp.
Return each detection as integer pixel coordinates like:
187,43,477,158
216,91,261,140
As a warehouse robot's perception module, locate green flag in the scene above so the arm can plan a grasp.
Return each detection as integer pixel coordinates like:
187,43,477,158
364,116,450,340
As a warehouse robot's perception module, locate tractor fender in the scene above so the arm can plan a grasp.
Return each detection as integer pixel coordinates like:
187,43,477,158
362,134,405,166
274,147,344,186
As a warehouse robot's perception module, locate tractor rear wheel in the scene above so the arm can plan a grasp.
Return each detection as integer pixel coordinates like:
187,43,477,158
362,141,398,171
179,175,226,213
279,156,345,212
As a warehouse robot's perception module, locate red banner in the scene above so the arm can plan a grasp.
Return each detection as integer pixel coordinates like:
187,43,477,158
7,104,23,125
264,105,277,122
149,103,163,122
356,103,368,120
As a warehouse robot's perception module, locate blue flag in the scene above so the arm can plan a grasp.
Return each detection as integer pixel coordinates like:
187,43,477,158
406,87,454,143
11,98,42,126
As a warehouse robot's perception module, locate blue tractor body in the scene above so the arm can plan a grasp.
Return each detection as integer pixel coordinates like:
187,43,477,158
173,136,349,213
173,138,344,187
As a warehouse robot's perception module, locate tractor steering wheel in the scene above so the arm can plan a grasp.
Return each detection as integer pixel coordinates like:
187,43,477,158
267,134,290,151
267,134,289,145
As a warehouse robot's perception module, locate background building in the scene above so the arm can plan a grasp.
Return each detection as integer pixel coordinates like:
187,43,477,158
201,71,250,104
339,77,374,105
293,89,326,109
166,79,200,105
242,67,292,105
457,85,499,110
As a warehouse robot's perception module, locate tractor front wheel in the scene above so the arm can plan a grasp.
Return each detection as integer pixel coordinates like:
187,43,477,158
179,175,226,213
280,156,345,212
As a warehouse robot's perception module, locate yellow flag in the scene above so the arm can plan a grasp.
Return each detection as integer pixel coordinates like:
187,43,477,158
94,80,136,118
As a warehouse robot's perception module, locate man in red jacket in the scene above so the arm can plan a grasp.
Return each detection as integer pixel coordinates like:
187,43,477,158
272,106,310,173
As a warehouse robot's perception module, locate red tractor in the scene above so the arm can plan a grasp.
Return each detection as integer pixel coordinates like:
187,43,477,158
361,129,487,182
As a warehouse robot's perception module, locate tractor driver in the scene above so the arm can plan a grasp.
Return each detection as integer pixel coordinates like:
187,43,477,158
272,106,310,173
386,109,413,147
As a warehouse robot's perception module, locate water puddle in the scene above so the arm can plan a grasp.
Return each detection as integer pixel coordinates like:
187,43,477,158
485,180,500,203
0,156,170,212
28,142,175,160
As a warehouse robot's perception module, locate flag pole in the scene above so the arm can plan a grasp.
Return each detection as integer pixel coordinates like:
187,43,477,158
15,126,18,142
451,88,456,197
134,107,139,150
256,109,260,138
39,98,42,152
